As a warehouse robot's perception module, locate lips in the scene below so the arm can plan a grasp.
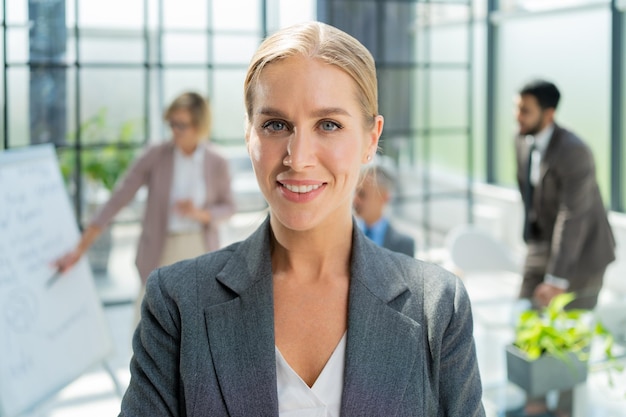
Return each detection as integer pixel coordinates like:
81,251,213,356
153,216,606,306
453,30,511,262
277,180,326,202
282,183,322,193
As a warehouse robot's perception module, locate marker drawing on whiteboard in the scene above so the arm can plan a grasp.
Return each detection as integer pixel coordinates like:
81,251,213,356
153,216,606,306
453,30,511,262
46,269,62,289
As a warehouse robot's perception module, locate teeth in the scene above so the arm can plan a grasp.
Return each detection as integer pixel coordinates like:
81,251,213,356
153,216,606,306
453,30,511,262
283,183,321,193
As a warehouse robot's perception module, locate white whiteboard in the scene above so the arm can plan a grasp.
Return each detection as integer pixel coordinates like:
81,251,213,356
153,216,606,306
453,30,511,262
0,144,113,417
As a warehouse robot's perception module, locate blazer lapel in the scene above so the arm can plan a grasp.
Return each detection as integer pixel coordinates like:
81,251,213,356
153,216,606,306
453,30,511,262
341,226,423,416
204,219,279,417
539,125,561,184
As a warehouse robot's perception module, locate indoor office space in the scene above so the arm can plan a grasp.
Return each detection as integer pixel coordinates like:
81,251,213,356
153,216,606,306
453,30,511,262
1,0,625,416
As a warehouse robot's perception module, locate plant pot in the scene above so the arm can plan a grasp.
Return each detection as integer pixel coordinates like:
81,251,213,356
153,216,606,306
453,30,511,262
506,344,588,398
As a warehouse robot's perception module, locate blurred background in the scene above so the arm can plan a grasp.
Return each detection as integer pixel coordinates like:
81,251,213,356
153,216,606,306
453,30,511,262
1,0,626,416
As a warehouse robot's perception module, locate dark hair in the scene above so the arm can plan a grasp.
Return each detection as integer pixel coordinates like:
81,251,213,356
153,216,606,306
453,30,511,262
519,80,561,110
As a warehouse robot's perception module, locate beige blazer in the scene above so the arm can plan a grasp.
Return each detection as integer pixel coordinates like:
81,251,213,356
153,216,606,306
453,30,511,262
91,141,235,283
515,124,615,290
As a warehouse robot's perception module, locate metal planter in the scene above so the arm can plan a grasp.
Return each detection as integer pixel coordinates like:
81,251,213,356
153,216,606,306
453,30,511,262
506,344,588,398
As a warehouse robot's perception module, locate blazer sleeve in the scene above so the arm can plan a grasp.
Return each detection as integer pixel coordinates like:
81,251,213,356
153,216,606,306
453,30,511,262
205,153,236,222
547,143,596,278
119,268,183,417
435,277,484,417
90,146,156,229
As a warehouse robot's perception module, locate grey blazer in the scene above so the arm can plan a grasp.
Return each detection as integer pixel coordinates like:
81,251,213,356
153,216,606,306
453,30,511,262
515,124,615,289
120,218,485,417
383,223,416,257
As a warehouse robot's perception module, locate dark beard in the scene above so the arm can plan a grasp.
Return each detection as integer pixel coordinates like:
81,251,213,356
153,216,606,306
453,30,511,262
521,115,545,136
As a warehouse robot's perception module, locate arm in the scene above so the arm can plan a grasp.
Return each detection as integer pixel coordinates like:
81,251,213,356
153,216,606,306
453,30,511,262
55,148,156,273
90,146,157,229
438,278,485,417
119,269,183,416
54,224,102,272
546,144,595,279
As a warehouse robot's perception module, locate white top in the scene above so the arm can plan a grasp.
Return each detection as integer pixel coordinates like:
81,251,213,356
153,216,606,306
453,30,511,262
276,333,346,417
527,123,554,187
168,146,206,233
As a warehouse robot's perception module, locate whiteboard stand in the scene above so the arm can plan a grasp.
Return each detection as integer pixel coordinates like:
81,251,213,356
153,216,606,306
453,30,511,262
103,361,125,398
0,144,116,417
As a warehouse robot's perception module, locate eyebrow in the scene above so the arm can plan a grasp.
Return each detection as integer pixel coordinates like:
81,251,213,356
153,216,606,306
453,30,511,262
257,107,352,118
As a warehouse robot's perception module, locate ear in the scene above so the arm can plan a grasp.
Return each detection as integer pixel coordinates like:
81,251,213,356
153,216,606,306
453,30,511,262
363,115,384,163
543,108,556,124
381,189,391,204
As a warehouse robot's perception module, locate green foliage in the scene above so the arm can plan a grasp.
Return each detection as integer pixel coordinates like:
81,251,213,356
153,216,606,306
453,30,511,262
58,109,140,191
514,292,624,386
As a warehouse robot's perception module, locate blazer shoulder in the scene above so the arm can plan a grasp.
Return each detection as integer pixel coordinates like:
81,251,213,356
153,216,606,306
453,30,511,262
384,249,459,296
147,241,243,305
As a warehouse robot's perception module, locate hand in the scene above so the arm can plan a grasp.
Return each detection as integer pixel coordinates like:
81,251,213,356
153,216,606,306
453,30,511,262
533,283,565,308
53,249,82,274
174,200,211,224
174,199,197,218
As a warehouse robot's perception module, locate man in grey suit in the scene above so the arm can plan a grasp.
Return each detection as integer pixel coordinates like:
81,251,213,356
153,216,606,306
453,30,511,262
353,164,416,257
514,80,615,416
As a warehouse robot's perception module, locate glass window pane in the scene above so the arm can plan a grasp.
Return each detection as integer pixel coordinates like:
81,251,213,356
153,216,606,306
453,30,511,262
7,68,32,147
163,0,208,29
163,69,209,110
6,27,29,64
6,0,27,24
430,70,468,129
499,0,609,13
212,0,261,32
163,33,208,63
78,0,144,29
79,33,145,63
79,69,145,144
212,70,246,143
276,0,316,27
213,35,260,65
495,8,611,202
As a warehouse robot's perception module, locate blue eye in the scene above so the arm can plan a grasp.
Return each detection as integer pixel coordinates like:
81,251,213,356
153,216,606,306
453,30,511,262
262,120,287,131
320,121,340,131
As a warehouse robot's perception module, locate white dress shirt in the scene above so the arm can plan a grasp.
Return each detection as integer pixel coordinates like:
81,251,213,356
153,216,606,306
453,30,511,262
168,146,206,233
276,333,346,417
527,123,554,187
526,124,570,289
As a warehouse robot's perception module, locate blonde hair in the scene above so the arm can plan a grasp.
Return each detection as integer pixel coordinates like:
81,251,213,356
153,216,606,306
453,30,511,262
164,92,212,138
244,21,379,129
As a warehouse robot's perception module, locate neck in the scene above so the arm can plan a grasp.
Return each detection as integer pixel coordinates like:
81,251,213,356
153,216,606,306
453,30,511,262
270,215,353,283
363,213,384,228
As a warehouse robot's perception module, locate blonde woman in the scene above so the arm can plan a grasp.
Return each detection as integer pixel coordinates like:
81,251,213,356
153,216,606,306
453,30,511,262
120,23,484,416
56,92,235,320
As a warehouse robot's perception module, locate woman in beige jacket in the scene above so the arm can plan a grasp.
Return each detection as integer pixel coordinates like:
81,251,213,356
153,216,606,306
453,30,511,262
56,92,236,316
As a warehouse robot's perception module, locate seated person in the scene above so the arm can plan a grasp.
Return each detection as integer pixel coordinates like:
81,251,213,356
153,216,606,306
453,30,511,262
353,164,415,257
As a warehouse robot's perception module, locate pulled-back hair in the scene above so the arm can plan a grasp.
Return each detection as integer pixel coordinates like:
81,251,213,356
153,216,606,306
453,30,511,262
164,91,212,138
244,21,379,129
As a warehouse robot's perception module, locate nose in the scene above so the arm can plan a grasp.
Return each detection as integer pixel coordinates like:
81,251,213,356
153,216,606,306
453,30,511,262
286,129,316,171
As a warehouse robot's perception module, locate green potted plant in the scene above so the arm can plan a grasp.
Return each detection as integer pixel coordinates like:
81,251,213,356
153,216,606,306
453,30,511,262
506,292,622,398
57,109,140,274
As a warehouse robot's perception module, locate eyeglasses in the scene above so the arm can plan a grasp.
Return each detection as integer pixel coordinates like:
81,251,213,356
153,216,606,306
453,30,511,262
169,121,193,131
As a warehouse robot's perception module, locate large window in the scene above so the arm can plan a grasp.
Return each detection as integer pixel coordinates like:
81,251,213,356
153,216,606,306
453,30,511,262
0,0,315,223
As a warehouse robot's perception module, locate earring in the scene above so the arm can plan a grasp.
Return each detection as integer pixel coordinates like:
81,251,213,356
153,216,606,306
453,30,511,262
367,155,372,162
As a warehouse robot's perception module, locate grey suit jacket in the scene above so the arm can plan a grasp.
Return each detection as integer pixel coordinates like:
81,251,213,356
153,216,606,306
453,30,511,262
515,124,615,290
120,218,485,417
383,223,416,257
91,141,235,283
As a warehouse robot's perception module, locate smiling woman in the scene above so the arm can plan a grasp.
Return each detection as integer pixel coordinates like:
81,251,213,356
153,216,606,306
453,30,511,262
119,22,485,417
